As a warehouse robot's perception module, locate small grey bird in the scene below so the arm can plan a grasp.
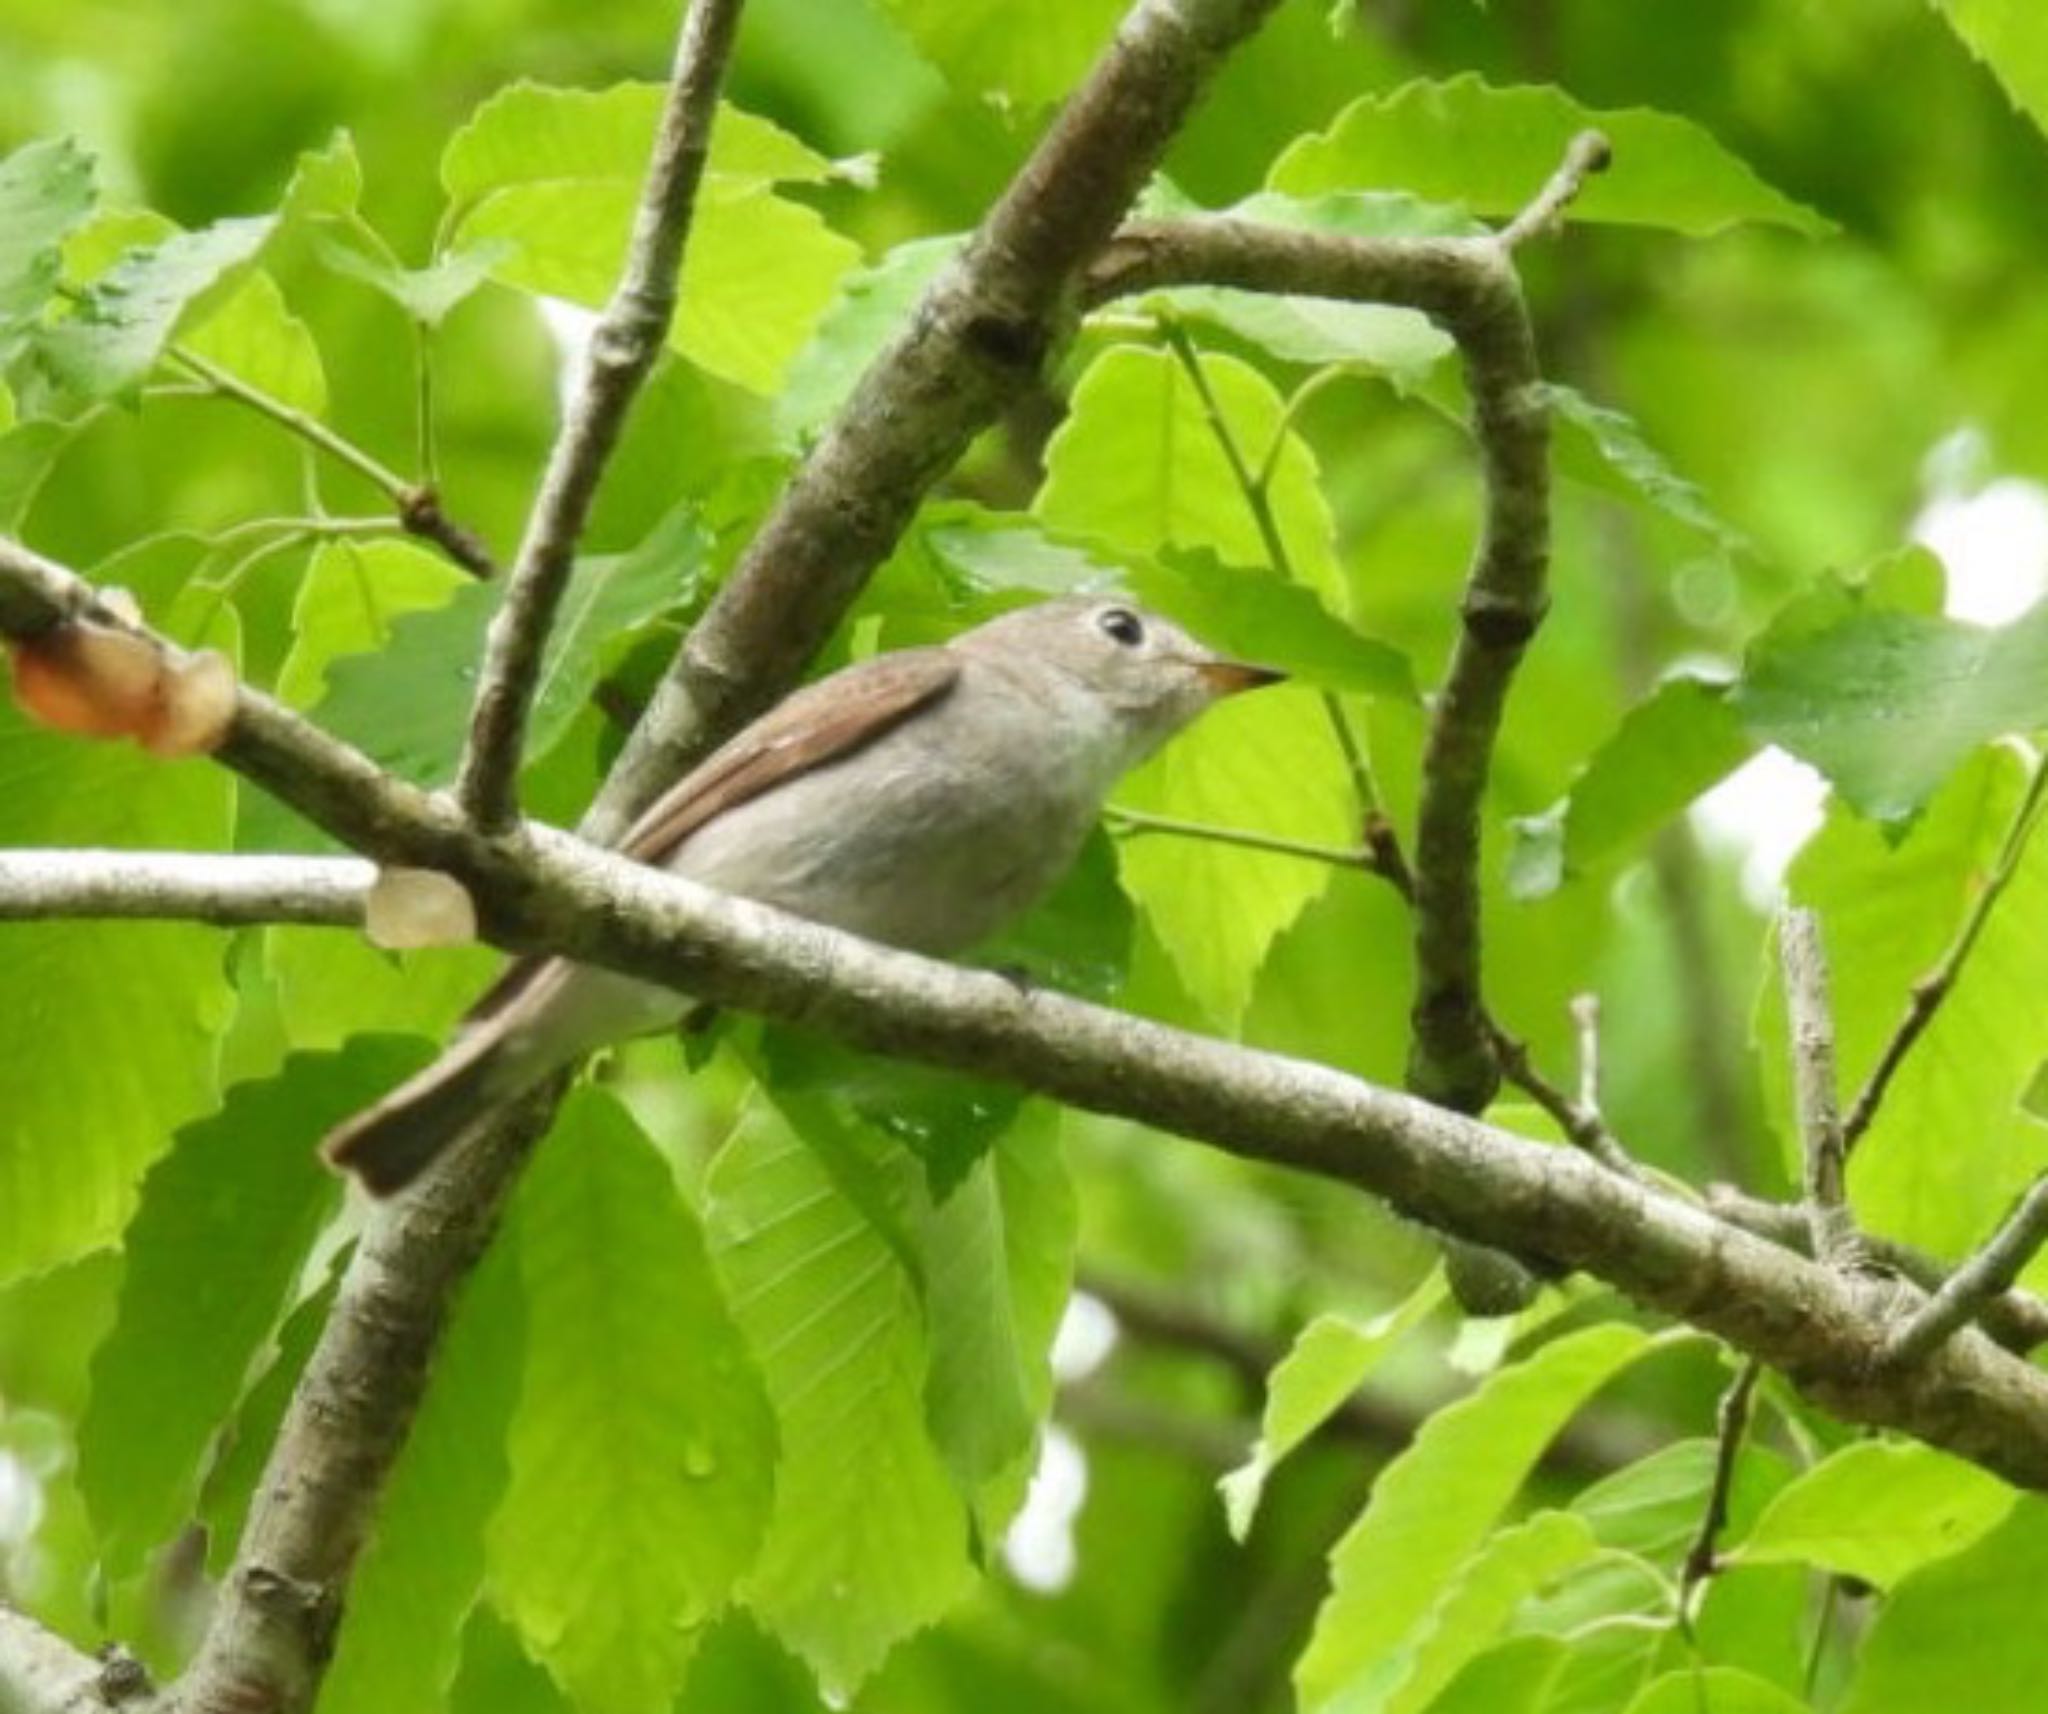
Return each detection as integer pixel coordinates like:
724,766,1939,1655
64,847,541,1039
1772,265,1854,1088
323,596,1282,1193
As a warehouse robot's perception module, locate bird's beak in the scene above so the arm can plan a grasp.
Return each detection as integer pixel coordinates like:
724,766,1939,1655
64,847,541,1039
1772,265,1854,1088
1195,658,1287,697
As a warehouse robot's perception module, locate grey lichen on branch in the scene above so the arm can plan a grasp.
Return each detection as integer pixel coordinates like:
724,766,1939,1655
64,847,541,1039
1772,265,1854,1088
454,0,749,833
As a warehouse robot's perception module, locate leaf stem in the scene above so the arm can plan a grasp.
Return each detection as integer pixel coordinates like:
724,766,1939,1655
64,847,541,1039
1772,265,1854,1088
1103,803,1380,872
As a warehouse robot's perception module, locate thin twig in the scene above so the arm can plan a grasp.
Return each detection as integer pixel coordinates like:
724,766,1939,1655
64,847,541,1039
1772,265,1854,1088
1103,804,1382,872
1495,129,1612,250
1843,757,2048,1151
166,347,494,580
0,850,371,925
1706,1184,2048,1354
1778,908,1863,1273
1886,1175,2048,1366
1678,1356,1763,1621
1484,1013,1646,1180
454,0,747,830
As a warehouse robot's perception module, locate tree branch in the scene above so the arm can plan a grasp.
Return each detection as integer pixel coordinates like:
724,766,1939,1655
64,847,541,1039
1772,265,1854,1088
454,0,747,830
1779,908,1862,1272
1887,1175,2048,1366
1086,137,1605,1113
1706,1184,2048,1354
0,1603,121,1714
12,537,2048,1497
587,0,1290,840
0,850,369,924
166,346,495,581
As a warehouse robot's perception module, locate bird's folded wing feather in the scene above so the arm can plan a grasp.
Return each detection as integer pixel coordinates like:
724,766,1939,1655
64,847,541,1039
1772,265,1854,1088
460,647,962,1029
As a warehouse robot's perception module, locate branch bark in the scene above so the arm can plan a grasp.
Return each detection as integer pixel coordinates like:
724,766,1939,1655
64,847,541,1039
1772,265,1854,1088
0,1604,116,1714
455,0,748,829
1779,907,1862,1272
0,850,369,924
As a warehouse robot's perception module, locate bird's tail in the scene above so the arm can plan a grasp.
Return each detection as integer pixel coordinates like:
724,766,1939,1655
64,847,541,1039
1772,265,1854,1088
321,1022,520,1196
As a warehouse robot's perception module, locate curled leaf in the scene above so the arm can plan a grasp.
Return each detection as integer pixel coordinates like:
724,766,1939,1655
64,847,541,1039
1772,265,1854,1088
5,616,238,756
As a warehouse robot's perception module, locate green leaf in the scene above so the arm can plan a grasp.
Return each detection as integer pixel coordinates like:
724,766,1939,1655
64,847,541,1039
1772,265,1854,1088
875,0,1126,106
322,1234,524,1714
1545,383,1754,556
315,507,706,789
920,520,1413,700
197,1250,342,1574
441,84,837,205
1294,1324,1660,1714
36,212,276,403
179,267,327,414
1270,76,1832,237
1733,1441,2015,1590
79,1043,419,1569
1509,677,1752,899
443,84,857,394
776,236,957,443
1123,191,1467,376
1113,683,1355,1031
1735,592,2048,824
0,417,76,529
1220,1271,1446,1538
1037,343,1349,613
1932,2,2048,138
918,1105,1074,1524
707,1095,973,1699
316,234,513,328
0,676,234,1282
276,536,468,710
1623,1668,1809,1714
978,825,1135,1003
758,1029,1023,1200
451,1606,575,1714
279,129,363,223
1842,1499,2048,1714
1379,1511,1604,1714
1426,1635,1568,1714
1136,547,1415,701
491,1090,776,1714
1762,749,2048,1252
0,138,97,360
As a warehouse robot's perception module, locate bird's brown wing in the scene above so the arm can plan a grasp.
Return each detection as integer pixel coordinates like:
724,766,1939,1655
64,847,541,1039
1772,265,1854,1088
459,647,960,1029
617,645,961,862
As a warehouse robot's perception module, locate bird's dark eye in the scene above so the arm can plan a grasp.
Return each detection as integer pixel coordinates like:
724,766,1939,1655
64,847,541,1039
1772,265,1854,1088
1096,606,1145,648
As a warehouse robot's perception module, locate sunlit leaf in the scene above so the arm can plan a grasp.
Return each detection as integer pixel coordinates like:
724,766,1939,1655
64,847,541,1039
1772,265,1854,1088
1294,1324,1661,1714
1114,683,1355,1031
1733,1441,2015,1590
1270,75,1832,237
1841,1500,2048,1714
492,1090,776,1714
707,1094,973,1699
1221,1271,1445,1538
79,1043,420,1569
